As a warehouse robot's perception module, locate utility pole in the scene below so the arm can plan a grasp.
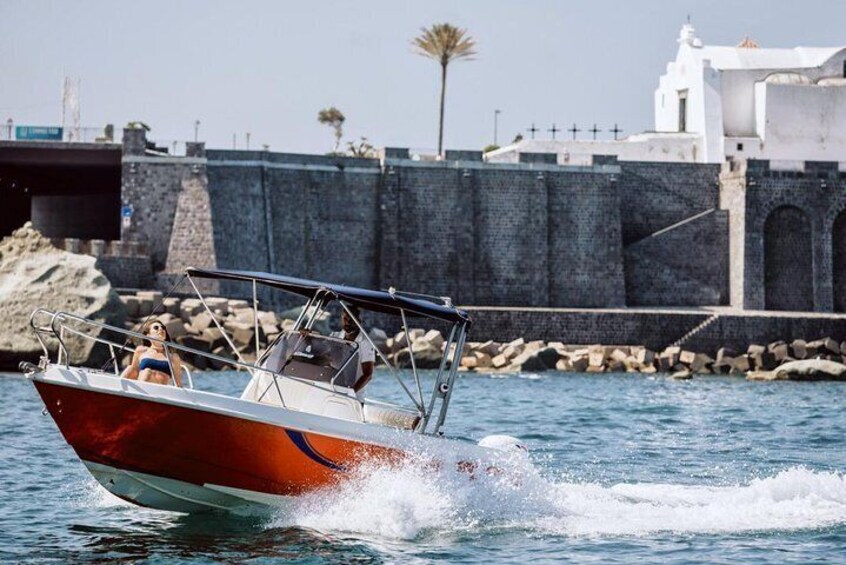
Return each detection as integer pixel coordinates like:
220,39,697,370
493,109,501,146
246,132,251,150
232,133,236,149
193,120,200,142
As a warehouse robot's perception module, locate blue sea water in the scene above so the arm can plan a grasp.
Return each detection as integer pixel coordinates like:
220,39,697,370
1,369,845,563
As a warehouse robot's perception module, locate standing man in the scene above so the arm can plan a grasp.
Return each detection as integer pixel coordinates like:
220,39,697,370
337,305,375,394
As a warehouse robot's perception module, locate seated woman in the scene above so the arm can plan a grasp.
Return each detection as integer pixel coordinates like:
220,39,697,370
121,319,183,387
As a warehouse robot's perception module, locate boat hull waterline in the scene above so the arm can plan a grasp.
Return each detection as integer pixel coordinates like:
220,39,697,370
32,366,492,513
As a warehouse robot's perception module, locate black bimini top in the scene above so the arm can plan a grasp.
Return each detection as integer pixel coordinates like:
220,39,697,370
186,267,471,326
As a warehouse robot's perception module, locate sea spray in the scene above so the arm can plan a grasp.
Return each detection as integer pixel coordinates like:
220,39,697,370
276,458,846,540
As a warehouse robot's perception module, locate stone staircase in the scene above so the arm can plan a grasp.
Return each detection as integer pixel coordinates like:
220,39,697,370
671,313,721,348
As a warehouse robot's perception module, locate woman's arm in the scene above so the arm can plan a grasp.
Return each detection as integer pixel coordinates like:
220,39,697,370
171,354,183,388
121,347,144,380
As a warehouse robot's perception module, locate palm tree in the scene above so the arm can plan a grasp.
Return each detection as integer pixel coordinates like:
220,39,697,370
317,107,346,154
412,23,477,157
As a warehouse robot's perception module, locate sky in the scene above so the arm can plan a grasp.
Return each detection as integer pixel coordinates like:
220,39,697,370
1,0,844,155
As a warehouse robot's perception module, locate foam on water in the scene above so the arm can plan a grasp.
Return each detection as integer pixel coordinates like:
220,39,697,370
275,456,846,540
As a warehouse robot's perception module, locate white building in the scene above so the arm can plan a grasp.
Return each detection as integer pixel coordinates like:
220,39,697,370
487,24,846,165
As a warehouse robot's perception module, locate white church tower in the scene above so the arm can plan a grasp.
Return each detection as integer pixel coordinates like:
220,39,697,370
655,22,846,163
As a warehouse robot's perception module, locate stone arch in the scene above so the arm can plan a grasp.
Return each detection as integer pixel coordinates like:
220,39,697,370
833,210,846,311
764,205,813,311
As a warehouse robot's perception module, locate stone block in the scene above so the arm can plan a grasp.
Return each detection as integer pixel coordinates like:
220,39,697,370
137,289,163,302
202,327,227,351
510,351,548,372
657,355,675,372
162,297,181,316
633,347,655,366
204,297,229,315
232,326,255,348
491,354,509,369
475,340,500,356
163,318,186,340
180,299,204,322
769,343,790,361
421,329,444,349
750,351,777,371
569,355,589,372
610,348,629,363
730,354,750,374
716,347,737,363
691,353,713,373
177,334,213,353
137,297,154,318
747,344,766,356
472,351,493,368
536,347,560,368
501,345,522,360
588,349,605,368
791,339,808,360
192,311,214,333
461,356,478,369
555,358,572,371
121,296,140,318
607,359,625,372
228,299,250,311
679,350,696,365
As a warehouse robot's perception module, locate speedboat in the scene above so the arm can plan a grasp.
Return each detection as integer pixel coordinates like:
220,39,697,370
24,268,520,513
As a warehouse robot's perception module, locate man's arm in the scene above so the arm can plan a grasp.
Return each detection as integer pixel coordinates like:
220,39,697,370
354,362,374,392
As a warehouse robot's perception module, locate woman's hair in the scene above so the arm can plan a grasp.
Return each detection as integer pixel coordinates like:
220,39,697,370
140,318,172,346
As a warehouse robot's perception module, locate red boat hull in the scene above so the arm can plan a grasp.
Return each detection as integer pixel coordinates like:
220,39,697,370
35,380,400,498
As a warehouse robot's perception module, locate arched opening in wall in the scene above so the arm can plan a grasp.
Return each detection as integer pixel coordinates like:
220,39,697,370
764,206,813,311
833,211,846,311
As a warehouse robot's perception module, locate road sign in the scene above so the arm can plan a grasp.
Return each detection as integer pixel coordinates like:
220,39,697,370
15,126,63,141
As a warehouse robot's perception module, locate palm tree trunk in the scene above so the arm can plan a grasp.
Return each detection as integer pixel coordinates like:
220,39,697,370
438,63,447,157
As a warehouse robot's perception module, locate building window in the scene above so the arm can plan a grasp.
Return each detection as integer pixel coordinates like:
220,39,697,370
678,90,688,132
737,143,744,151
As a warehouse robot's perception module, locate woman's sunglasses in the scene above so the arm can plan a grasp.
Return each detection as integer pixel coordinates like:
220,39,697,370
149,324,165,333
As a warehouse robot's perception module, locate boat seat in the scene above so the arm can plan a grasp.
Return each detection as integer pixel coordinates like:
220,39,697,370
363,402,420,430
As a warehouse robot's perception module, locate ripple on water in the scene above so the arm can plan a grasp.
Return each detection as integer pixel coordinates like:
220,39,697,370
2,371,846,562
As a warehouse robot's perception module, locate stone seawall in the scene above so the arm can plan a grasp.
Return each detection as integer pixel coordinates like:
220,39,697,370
460,307,846,353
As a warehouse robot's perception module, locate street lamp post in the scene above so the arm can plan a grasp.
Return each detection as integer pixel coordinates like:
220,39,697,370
6,118,13,141
193,120,200,142
493,109,501,146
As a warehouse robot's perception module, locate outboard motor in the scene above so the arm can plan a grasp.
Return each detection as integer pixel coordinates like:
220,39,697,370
478,434,529,454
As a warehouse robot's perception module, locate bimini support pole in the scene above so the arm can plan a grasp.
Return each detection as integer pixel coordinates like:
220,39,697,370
339,301,424,413
187,274,254,375
252,279,261,358
433,322,467,435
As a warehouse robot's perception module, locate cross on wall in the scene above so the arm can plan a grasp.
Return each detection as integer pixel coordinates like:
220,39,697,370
527,123,539,139
548,123,560,140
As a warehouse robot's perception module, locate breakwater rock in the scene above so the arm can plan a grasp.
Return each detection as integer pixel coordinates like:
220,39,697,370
0,223,125,370
382,331,846,380
119,289,846,380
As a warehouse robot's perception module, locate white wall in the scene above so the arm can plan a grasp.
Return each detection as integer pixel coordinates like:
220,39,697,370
755,82,846,161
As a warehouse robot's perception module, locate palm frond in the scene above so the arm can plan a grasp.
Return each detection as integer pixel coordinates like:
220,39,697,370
412,23,477,66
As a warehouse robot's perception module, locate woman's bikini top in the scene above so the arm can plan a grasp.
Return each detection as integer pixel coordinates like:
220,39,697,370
138,357,172,376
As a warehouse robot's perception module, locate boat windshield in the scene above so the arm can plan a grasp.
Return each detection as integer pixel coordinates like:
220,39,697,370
261,331,360,389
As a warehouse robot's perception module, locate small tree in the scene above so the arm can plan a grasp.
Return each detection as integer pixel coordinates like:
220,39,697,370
412,23,477,157
317,107,346,153
347,137,376,158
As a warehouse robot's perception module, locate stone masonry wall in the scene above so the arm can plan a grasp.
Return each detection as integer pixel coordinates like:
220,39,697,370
722,159,846,312
624,209,729,306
